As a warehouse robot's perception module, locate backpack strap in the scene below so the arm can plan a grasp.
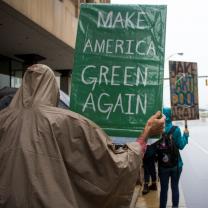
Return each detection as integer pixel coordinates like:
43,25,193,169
168,125,180,173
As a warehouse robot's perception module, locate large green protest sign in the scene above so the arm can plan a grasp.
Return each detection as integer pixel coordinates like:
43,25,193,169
169,61,199,120
70,4,167,137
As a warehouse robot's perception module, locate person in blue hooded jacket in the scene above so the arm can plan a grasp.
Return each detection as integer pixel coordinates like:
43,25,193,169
157,107,189,208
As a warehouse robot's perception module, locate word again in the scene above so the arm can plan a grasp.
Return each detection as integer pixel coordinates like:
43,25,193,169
82,92,147,119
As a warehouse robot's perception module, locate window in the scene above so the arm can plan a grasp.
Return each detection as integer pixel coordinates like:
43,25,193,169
11,60,23,88
0,55,23,89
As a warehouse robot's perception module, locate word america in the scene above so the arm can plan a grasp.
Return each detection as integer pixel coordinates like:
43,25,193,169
83,38,156,56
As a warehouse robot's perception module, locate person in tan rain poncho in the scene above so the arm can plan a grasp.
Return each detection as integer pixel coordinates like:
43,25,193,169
0,64,165,208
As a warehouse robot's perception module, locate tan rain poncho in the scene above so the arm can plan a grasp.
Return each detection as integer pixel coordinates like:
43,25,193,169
0,64,143,208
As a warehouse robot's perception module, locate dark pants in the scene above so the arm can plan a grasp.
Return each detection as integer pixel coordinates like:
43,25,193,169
158,166,182,208
143,156,157,183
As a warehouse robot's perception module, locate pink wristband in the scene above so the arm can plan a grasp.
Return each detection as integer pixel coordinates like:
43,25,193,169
136,136,147,155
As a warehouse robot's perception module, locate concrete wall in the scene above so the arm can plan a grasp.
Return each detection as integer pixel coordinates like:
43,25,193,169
3,0,78,48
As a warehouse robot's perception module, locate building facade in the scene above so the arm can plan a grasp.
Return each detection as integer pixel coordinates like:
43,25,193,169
0,0,110,95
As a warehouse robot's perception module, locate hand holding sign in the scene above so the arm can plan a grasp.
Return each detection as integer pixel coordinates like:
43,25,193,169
141,111,165,140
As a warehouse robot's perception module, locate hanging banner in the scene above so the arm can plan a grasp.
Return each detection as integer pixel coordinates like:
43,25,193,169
169,61,199,120
70,4,167,137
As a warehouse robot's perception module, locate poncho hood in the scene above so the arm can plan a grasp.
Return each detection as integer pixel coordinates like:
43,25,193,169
10,64,59,108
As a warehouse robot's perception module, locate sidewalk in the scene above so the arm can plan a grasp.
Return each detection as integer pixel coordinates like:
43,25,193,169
134,182,186,208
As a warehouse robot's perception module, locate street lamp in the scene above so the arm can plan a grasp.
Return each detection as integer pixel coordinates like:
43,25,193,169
165,52,184,62
164,52,184,80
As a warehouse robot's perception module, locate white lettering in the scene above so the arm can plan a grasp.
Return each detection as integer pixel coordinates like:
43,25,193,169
97,11,113,28
99,65,109,85
136,40,146,55
97,11,149,29
82,93,96,112
83,38,156,56
137,12,148,29
94,39,105,53
82,93,147,119
81,65,148,89
125,94,135,114
112,12,124,28
115,40,124,53
111,66,120,86
113,94,124,113
125,12,135,29
124,66,134,86
83,39,93,53
136,66,148,86
106,39,113,54
81,65,97,90
136,94,147,114
126,40,134,55
146,41,156,56
98,93,113,119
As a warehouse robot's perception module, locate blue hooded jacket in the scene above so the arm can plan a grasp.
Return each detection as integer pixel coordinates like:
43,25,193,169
163,107,189,168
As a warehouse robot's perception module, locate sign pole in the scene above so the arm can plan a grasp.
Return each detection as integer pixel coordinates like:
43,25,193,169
185,119,188,130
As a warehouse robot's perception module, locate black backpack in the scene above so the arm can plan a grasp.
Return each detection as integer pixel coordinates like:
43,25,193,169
155,126,179,168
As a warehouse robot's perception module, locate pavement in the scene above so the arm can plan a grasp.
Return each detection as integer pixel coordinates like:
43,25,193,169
130,185,143,208
133,182,186,208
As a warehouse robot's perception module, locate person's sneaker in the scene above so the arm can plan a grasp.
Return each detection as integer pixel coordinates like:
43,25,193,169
142,184,149,195
149,183,157,191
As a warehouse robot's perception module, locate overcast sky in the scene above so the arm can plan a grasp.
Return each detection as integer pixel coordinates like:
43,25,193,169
111,0,208,109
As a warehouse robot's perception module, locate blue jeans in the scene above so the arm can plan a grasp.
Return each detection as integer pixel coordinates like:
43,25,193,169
158,166,182,208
